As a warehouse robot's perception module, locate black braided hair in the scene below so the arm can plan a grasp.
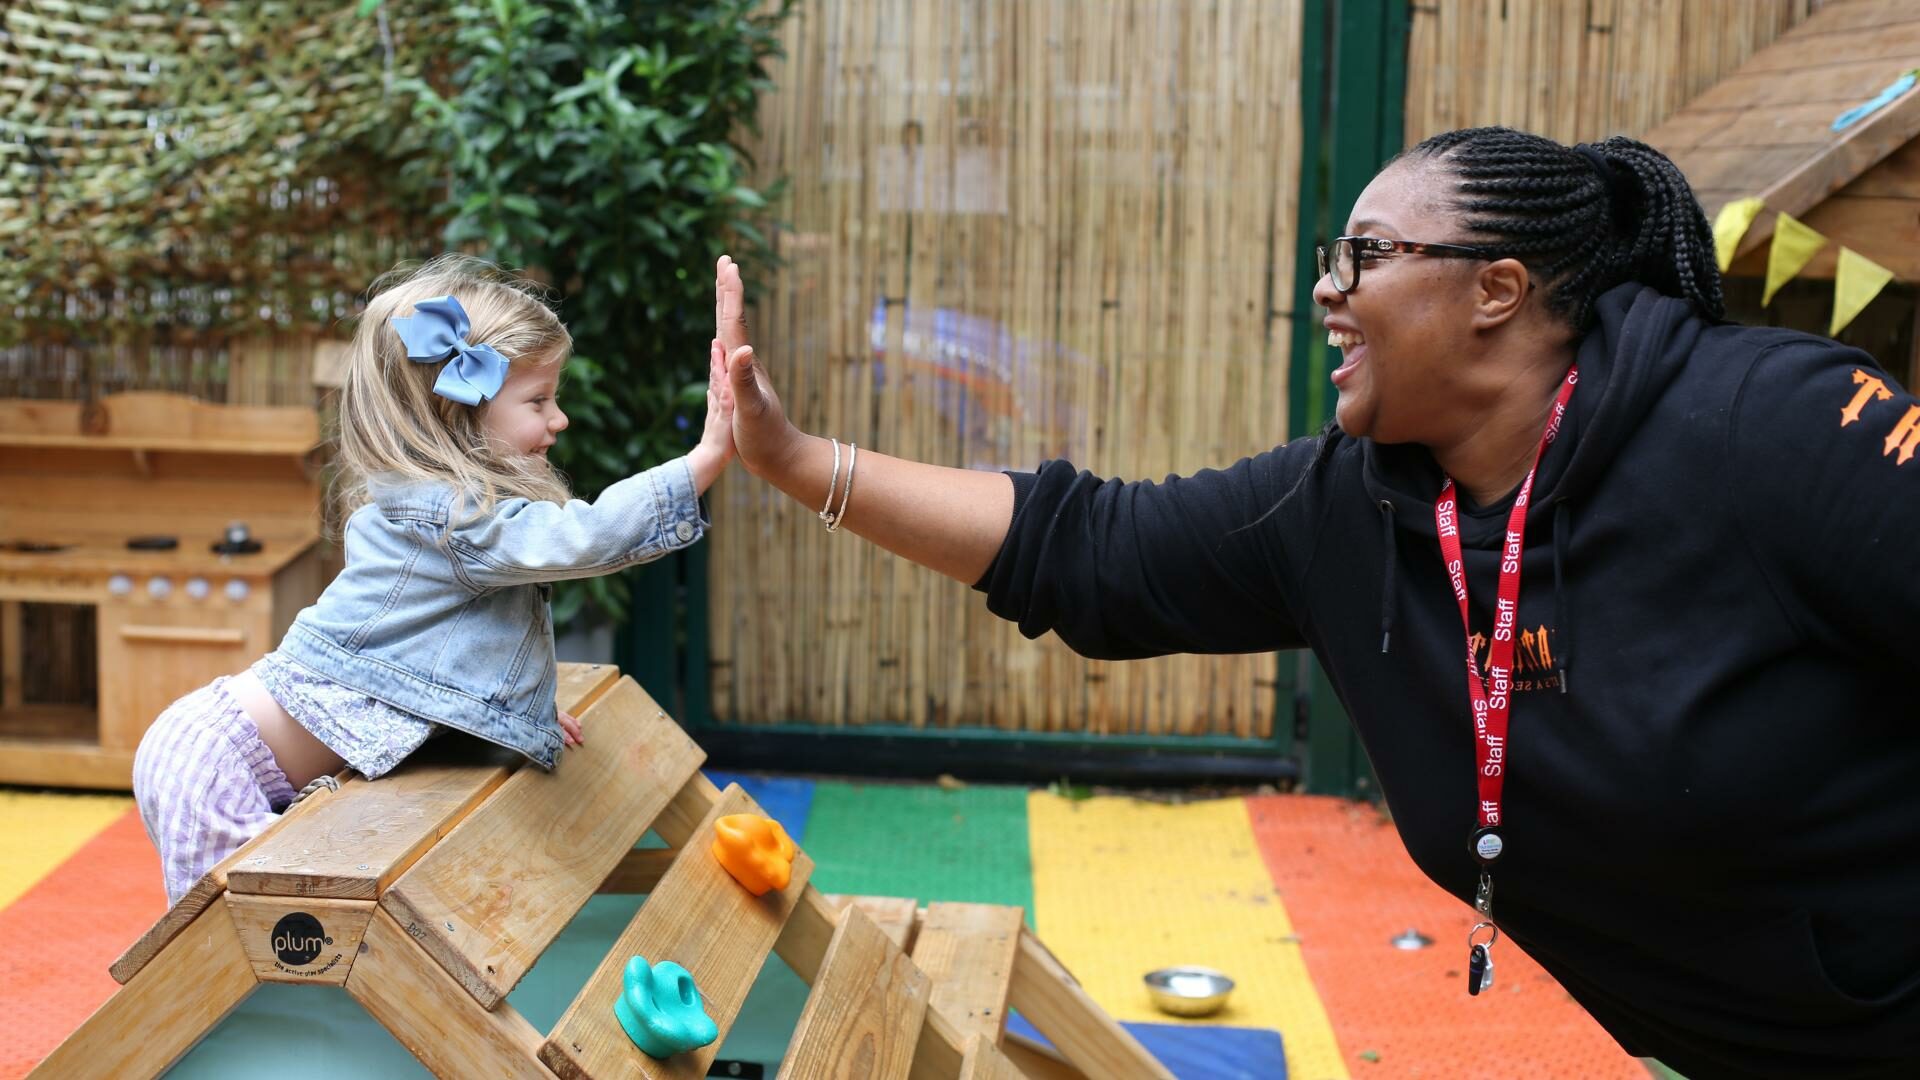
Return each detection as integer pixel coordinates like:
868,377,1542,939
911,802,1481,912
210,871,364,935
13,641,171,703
1401,126,1725,332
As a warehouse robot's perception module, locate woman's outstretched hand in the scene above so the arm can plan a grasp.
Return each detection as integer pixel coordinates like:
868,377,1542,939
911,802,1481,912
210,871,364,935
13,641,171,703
716,254,800,480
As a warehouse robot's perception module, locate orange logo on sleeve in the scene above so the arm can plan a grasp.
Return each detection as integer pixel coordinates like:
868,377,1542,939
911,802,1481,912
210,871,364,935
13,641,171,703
1839,369,1917,465
1886,407,1920,466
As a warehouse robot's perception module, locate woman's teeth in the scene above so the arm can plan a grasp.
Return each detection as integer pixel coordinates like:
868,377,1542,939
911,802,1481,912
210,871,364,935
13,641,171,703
1328,330,1365,349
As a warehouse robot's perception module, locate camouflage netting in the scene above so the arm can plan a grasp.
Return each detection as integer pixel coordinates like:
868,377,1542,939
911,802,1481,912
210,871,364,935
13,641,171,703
0,0,449,382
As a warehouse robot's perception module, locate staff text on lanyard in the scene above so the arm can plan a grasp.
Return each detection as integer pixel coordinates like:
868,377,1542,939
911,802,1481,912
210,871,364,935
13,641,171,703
1431,364,1578,996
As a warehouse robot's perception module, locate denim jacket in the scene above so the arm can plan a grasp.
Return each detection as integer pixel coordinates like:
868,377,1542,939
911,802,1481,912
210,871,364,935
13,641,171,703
276,457,705,767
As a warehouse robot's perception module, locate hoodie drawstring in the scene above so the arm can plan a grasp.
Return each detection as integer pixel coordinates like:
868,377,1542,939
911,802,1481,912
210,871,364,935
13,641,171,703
1551,500,1572,696
1378,500,1397,654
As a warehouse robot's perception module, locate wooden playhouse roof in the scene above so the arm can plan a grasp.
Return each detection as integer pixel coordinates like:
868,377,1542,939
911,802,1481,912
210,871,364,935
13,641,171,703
1644,0,1920,267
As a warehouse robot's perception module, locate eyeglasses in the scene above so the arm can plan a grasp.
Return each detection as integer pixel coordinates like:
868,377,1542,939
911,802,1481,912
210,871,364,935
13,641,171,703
1315,235,1503,294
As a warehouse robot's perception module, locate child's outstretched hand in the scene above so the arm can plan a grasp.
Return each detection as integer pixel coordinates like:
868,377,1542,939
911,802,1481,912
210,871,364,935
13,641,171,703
686,336,736,494
558,708,583,748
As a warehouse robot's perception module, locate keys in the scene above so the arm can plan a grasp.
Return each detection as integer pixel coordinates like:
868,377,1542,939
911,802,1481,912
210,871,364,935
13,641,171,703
1467,942,1495,995
1466,920,1499,997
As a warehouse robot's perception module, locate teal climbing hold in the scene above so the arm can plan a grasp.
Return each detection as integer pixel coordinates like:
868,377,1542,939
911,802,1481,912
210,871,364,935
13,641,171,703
612,956,720,1058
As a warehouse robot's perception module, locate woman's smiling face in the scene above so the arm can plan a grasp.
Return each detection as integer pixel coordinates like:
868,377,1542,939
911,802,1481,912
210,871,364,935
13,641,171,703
1313,160,1493,445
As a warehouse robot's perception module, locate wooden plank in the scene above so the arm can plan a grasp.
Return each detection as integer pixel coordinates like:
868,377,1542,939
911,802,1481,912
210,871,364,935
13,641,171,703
595,847,680,894
1743,22,1920,74
554,662,623,715
1783,0,1920,35
1671,143,1831,194
647,768,724,845
0,739,134,789
1687,63,1902,113
1698,101,1891,149
224,664,619,900
344,908,553,1080
771,884,848,985
828,893,923,950
1645,107,1750,154
1738,93,1920,258
539,782,813,1079
112,768,348,984
384,676,706,1010
1001,1033,1088,1080
226,894,375,986
768,879,980,1077
776,889,988,1080
959,1034,1030,1080
1,600,20,708
0,704,91,740
912,902,1024,1046
0,393,320,454
1007,930,1173,1080
97,600,270,756
30,901,257,1079
226,760,511,900
1838,137,1920,199
906,1006,974,1080
778,905,932,1080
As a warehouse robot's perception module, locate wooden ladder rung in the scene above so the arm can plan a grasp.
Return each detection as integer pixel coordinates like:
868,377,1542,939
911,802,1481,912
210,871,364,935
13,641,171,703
1008,930,1174,1080
911,901,1025,1047
1000,1033,1088,1080
346,908,552,1080
381,675,706,1011
827,893,922,950
596,847,680,894
779,904,931,1080
539,780,814,1079
958,1033,1030,1080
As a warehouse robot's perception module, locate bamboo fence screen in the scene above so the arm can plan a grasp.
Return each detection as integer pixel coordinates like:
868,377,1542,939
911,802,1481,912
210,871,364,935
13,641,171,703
1405,0,1836,145
711,0,1305,739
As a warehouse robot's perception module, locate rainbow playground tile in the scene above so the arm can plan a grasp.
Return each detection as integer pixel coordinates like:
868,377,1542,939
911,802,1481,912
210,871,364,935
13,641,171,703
1,780,1645,1079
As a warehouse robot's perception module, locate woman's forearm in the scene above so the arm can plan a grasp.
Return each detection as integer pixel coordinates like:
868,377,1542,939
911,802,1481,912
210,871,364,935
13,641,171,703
764,434,1014,585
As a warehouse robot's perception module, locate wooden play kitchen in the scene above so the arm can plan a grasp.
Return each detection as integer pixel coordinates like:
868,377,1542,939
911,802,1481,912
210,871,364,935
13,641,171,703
0,391,326,788
32,664,1172,1079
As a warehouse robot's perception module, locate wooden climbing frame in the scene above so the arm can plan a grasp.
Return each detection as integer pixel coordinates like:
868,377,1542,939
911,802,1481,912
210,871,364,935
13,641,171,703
30,664,1174,1079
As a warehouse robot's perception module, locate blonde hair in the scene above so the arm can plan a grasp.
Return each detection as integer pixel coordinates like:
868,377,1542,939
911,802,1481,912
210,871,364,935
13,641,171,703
334,254,574,523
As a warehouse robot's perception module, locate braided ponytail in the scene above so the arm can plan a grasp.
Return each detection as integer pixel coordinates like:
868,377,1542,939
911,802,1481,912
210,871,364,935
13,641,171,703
1403,127,1724,332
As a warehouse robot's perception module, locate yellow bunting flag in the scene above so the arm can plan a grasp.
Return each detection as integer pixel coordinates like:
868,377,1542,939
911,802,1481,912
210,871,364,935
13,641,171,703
1711,197,1764,272
1830,246,1895,337
1762,213,1827,307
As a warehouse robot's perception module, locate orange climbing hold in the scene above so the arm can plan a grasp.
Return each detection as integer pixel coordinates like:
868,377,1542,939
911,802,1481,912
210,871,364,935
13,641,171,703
711,814,796,896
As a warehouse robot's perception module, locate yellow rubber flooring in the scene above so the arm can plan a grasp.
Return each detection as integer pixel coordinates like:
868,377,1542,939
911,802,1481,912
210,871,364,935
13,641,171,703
1028,791,1348,1080
0,790,131,911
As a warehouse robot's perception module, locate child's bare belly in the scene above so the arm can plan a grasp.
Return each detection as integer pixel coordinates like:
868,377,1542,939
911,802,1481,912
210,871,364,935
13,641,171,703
228,668,346,791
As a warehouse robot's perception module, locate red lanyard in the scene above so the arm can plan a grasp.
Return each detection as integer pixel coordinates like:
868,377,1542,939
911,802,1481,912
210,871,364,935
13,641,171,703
1432,365,1578,871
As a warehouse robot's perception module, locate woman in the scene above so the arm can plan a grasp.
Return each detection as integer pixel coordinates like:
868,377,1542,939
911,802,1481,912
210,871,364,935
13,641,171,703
713,126,1920,1079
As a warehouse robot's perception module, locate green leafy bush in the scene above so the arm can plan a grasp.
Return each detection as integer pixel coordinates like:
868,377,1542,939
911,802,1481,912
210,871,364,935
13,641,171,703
402,0,790,625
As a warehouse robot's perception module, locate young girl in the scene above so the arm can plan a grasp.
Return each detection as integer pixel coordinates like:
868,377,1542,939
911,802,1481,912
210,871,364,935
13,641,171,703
133,255,737,904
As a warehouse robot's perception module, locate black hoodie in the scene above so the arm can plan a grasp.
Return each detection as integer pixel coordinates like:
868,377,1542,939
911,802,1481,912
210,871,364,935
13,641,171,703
977,284,1920,1078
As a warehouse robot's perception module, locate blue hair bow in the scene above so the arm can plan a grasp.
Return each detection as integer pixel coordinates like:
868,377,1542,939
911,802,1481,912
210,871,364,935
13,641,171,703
390,295,511,406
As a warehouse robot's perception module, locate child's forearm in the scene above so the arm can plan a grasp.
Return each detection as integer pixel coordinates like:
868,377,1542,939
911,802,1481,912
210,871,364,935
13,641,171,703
687,445,726,495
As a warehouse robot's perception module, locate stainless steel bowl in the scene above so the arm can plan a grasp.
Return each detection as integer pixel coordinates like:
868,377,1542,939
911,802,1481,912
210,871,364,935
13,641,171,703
1143,966,1235,1017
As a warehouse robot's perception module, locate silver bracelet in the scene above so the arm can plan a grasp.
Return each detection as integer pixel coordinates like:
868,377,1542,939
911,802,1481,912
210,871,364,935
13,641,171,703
826,443,856,532
818,437,842,526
